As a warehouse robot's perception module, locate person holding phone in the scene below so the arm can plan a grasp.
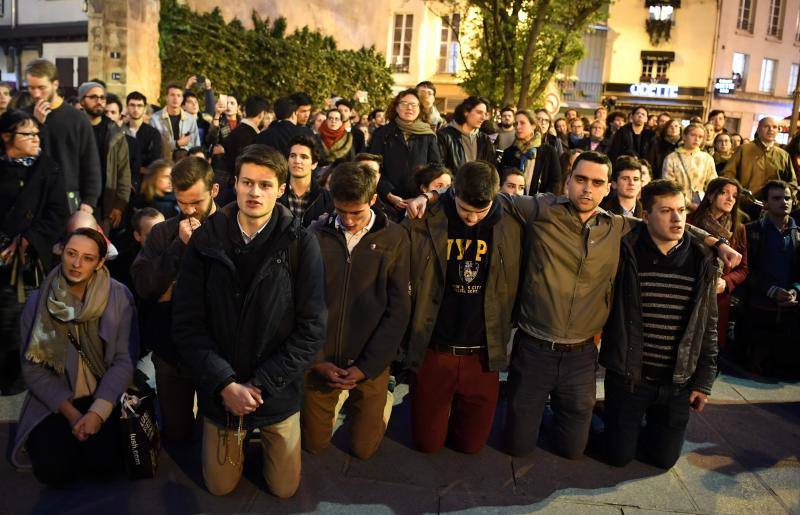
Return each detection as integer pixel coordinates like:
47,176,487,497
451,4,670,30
600,180,719,470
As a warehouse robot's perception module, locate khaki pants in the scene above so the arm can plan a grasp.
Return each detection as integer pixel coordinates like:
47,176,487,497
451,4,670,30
301,367,393,460
201,413,301,498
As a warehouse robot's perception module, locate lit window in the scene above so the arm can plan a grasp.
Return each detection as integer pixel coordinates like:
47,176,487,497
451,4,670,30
391,14,414,73
767,0,784,38
759,58,777,93
789,64,799,96
737,0,756,32
438,14,461,74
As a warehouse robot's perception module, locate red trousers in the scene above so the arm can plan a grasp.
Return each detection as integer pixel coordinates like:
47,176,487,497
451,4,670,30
409,348,499,454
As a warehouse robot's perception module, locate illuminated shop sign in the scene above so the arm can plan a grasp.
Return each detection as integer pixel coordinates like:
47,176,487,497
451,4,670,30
628,83,679,98
713,78,736,94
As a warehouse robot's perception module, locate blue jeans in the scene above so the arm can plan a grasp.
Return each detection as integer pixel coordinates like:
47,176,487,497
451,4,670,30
603,371,691,469
505,331,598,458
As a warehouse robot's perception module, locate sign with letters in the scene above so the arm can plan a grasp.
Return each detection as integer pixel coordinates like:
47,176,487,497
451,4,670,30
628,83,679,98
713,78,736,94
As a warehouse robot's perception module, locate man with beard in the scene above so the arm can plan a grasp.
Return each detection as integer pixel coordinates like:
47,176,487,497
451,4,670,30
124,92,163,190
496,106,517,151
79,82,131,233
24,59,101,214
131,157,219,441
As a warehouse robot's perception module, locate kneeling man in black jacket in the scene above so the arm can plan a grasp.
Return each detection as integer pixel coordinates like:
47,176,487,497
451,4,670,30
173,144,327,497
600,179,718,469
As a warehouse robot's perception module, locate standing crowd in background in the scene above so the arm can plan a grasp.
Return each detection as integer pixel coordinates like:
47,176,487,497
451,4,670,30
0,59,798,496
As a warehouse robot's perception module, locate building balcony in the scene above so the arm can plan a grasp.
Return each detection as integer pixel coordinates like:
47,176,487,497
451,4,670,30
561,81,603,103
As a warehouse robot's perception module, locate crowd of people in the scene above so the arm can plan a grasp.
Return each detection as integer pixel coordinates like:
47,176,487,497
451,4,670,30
0,58,798,496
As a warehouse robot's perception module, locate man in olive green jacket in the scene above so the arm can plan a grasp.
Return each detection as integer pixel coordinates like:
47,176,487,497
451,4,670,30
405,161,524,454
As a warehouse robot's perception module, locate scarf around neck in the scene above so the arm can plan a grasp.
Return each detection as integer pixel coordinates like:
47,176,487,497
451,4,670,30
395,118,435,137
319,122,347,150
26,266,110,377
695,210,733,240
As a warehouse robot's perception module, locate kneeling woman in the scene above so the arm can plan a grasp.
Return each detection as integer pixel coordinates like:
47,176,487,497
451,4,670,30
11,228,135,485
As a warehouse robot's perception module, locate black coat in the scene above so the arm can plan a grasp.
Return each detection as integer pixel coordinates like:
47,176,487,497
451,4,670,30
254,120,316,157
499,142,561,194
606,124,655,164
436,125,496,173
277,179,333,228
599,226,718,394
600,193,643,218
645,136,679,180
0,154,69,270
172,202,326,429
368,122,442,200
223,122,260,174
132,122,163,168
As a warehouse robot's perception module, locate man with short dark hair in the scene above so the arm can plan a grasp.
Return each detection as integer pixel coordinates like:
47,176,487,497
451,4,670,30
150,82,200,151
605,111,627,140
568,118,586,149
223,95,270,174
497,106,517,150
707,110,727,142
737,180,800,376
602,156,643,217
367,108,386,134
131,157,219,441
124,91,163,180
277,135,333,227
255,96,316,156
24,58,101,214
290,92,313,128
437,96,494,172
406,160,524,454
303,162,410,459
601,180,718,469
606,106,654,163
79,82,131,232
172,145,326,498
105,93,141,193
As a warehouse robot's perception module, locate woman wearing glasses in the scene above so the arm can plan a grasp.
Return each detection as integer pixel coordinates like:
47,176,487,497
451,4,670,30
368,89,442,221
0,109,69,395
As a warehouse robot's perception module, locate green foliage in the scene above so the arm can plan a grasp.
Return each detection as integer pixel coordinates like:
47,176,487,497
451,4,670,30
158,0,393,113
455,0,609,109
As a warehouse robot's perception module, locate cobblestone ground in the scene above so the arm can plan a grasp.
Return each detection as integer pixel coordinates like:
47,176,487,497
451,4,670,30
0,362,797,515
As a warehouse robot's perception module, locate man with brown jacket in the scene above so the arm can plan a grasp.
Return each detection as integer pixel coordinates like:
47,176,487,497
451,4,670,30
302,162,411,459
405,160,524,454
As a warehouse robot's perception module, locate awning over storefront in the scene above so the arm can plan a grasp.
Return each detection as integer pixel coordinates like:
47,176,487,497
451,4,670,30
603,82,705,116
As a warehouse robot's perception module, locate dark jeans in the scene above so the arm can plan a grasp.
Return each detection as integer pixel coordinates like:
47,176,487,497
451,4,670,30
505,331,598,459
26,396,122,486
735,305,800,377
153,353,196,441
603,371,691,469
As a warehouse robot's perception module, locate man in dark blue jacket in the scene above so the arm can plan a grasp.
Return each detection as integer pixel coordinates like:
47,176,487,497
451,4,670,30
173,144,326,498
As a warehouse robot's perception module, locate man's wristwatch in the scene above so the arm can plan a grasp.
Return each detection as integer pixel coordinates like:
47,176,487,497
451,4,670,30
713,237,729,249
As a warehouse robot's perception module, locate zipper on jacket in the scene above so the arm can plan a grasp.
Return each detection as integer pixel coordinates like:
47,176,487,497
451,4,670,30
334,233,353,367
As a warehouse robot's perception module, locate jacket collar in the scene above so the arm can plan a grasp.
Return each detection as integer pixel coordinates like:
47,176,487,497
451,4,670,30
161,108,188,121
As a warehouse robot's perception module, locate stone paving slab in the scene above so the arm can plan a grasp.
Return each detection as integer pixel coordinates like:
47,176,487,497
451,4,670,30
0,371,797,514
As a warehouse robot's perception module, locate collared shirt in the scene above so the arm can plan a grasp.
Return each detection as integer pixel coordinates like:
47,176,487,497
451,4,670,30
238,214,271,245
335,209,376,253
287,188,310,220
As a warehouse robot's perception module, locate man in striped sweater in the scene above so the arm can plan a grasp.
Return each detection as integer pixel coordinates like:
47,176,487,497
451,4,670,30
600,180,719,469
